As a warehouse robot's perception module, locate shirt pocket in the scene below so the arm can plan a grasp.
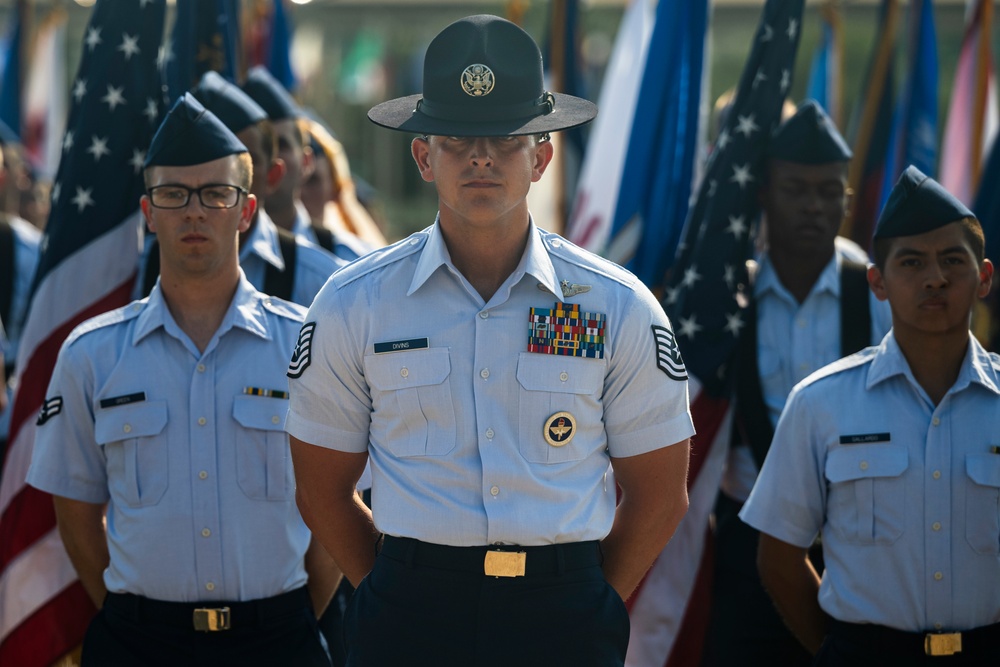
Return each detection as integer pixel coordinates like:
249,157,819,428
825,445,908,545
516,353,604,464
965,454,1000,555
365,348,456,458
233,395,294,501
94,400,169,508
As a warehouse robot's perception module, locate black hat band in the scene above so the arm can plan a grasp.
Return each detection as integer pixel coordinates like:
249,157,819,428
416,91,555,124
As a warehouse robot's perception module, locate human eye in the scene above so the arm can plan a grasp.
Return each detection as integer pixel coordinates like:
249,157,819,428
201,185,236,207
153,187,188,206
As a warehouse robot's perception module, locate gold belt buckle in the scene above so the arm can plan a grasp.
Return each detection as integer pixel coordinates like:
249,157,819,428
193,607,231,632
924,632,962,656
484,550,526,577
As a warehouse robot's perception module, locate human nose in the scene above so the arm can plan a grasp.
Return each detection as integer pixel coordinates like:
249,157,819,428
923,261,948,289
469,138,494,167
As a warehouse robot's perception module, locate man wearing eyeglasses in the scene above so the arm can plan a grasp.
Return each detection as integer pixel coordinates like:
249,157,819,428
26,94,333,667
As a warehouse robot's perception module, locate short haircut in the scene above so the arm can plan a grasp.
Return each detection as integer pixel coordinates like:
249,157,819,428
258,119,278,163
143,152,253,191
872,216,986,269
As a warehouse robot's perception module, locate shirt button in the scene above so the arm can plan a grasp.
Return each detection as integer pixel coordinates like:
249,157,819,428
933,470,942,480
196,363,206,373
400,367,409,378
479,311,489,320
859,461,868,471
201,528,211,538
198,471,208,480
932,522,942,531
490,485,500,497
271,415,280,424
551,239,562,248
796,318,806,328
198,417,207,426
559,372,569,382
480,368,490,379
934,572,943,581
935,623,943,630
205,582,215,591
799,362,810,371
932,417,941,426
123,424,132,434
485,428,495,439
409,238,419,245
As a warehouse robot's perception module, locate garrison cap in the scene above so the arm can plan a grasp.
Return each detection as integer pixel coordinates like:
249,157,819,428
368,14,596,136
768,100,852,164
874,165,976,239
242,66,301,121
192,71,268,135
144,93,247,168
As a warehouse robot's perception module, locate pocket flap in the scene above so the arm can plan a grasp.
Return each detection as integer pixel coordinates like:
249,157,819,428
516,353,604,395
233,395,289,431
365,348,451,391
826,445,908,483
967,454,1000,488
95,400,168,444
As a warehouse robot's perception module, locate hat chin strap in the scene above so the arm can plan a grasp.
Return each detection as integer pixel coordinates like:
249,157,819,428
415,91,555,123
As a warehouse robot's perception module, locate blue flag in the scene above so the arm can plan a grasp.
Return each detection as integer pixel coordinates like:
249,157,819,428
164,0,241,100
806,20,835,117
268,0,296,91
881,0,938,210
602,0,708,290
0,11,21,136
665,0,805,396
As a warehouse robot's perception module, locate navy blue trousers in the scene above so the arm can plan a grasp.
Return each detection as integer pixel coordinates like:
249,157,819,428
344,542,629,666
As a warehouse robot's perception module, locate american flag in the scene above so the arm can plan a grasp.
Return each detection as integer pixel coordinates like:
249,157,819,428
625,2,805,665
0,2,166,664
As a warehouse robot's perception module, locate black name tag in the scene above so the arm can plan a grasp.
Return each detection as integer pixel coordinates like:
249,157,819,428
100,392,146,409
839,432,890,445
374,338,429,354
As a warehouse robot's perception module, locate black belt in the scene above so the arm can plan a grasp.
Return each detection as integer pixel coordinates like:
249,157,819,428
831,619,1000,658
379,535,603,578
104,587,310,632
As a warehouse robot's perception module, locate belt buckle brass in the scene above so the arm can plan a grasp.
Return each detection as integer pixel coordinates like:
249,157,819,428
924,632,962,656
484,550,526,577
193,607,231,632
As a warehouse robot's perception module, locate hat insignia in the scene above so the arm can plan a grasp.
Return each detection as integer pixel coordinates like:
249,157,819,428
461,64,495,97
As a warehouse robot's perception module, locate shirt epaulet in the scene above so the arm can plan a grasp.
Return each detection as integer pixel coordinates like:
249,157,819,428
261,294,307,322
64,299,146,347
798,346,878,389
332,231,429,289
540,231,637,289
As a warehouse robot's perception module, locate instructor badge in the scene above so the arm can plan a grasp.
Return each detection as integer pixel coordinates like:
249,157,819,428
544,412,576,447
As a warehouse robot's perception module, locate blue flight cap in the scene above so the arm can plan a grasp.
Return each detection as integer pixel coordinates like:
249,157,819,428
242,66,300,121
192,71,268,135
144,93,248,168
768,100,852,164
874,165,976,239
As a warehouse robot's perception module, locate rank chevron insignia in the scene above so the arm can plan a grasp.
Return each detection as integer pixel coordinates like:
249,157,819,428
287,322,316,378
651,325,687,381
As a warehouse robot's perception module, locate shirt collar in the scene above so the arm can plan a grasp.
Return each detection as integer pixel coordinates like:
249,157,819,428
407,217,560,298
239,209,284,270
866,330,1000,396
755,251,841,299
292,201,312,238
134,271,271,346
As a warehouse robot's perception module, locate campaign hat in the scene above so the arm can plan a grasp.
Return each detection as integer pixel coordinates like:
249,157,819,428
368,14,597,136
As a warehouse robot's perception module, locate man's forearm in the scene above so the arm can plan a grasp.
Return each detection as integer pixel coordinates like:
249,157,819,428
304,537,343,616
299,489,379,587
53,496,109,608
758,534,830,654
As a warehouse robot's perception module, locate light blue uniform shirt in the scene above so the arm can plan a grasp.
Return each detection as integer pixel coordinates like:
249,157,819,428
286,221,694,546
741,331,1000,632
27,275,311,603
722,247,892,501
240,208,345,306
1,216,40,440
291,201,372,263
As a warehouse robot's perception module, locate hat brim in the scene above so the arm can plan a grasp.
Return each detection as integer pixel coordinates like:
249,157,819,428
367,92,597,136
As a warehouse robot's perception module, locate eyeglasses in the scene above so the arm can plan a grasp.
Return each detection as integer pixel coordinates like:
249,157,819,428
147,184,248,209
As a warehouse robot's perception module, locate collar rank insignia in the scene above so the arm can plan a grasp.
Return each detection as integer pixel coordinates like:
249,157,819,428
544,411,576,447
287,321,316,379
529,302,605,359
560,280,591,298
651,325,687,381
37,396,63,425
